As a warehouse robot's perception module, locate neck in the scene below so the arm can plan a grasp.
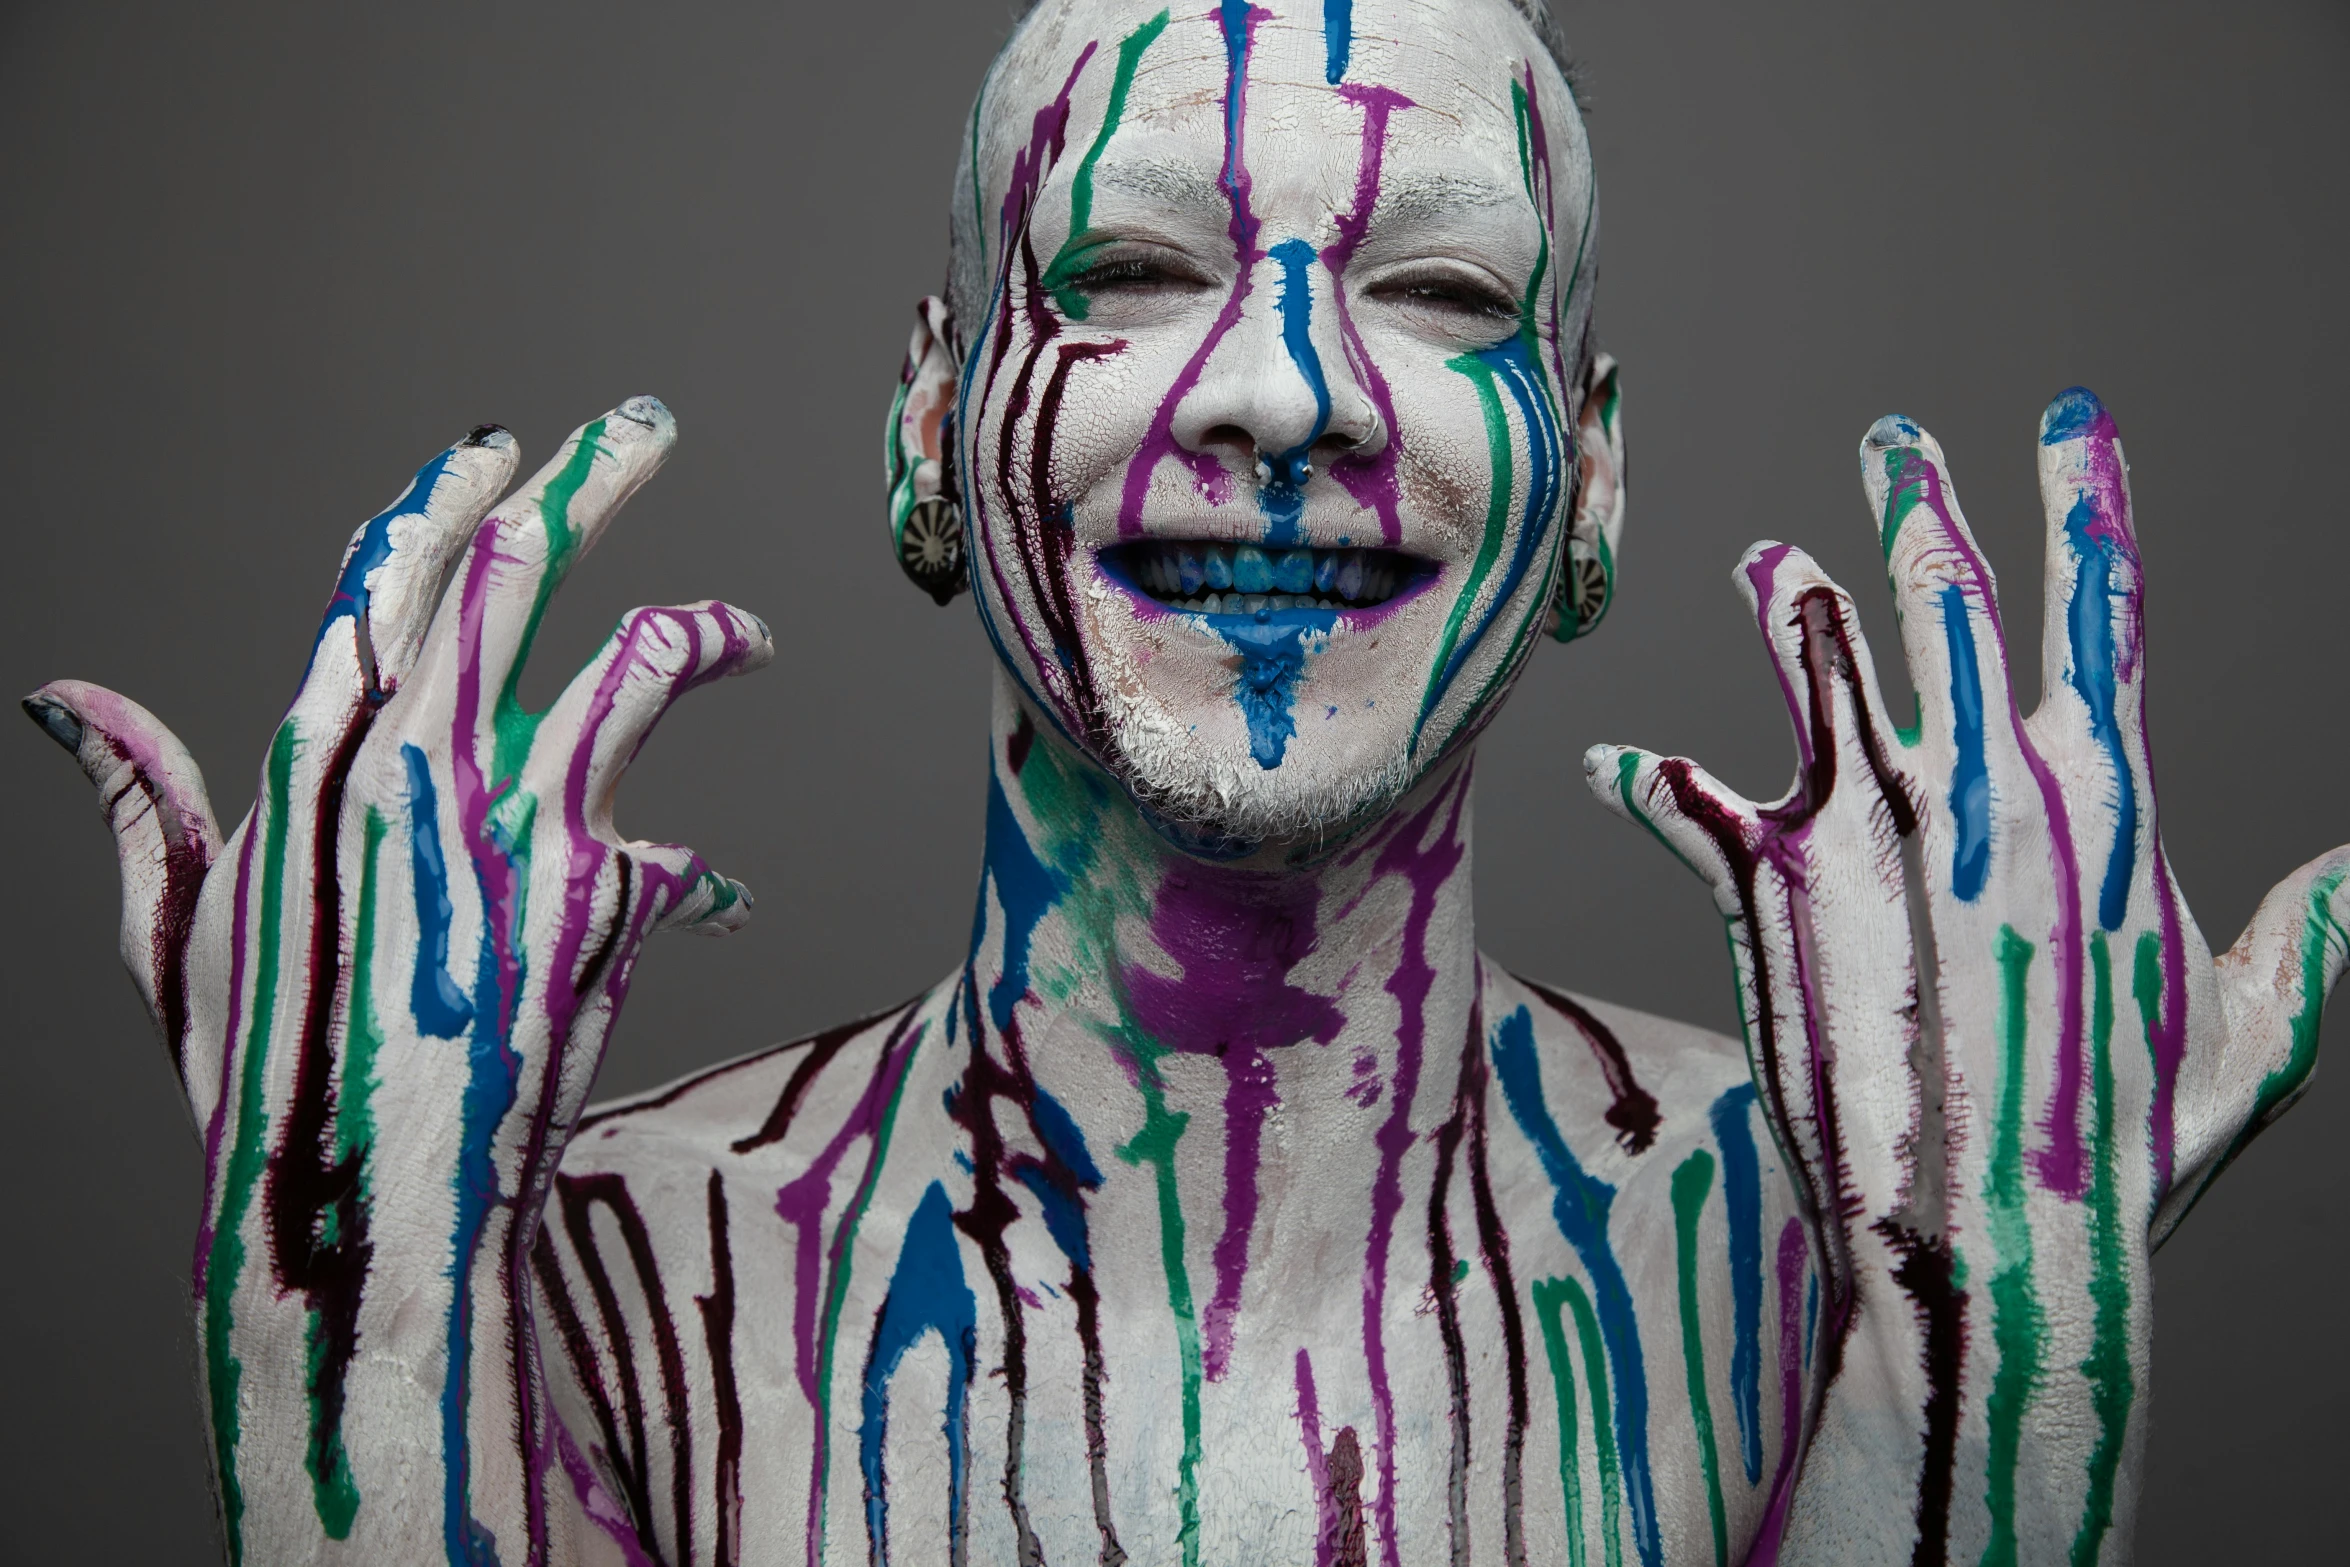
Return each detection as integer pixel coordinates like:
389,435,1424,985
961,667,1481,1107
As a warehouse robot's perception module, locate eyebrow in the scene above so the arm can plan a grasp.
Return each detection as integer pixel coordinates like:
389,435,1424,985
1085,158,1524,228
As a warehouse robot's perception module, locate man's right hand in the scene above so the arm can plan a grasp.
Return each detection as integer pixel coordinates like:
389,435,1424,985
26,398,769,1564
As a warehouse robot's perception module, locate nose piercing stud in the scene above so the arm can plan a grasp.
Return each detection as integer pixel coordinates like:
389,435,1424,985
1254,458,1274,486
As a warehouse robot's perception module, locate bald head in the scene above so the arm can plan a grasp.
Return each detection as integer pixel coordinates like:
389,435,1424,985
889,0,1620,847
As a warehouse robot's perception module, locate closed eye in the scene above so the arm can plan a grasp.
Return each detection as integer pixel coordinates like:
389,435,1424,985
1062,248,1216,298
1366,265,1523,338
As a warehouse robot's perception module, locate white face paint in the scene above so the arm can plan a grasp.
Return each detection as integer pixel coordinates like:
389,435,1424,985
949,0,1601,846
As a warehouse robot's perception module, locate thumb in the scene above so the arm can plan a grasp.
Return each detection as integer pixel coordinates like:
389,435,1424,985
2195,846,2350,1185
24,679,222,1082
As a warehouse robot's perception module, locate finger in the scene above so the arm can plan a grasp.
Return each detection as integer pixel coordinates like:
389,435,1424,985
23,680,221,1083
1732,542,1918,830
630,842,756,937
530,600,775,837
1584,742,1761,914
436,397,679,728
1856,415,2018,899
309,424,520,709
2032,386,2149,933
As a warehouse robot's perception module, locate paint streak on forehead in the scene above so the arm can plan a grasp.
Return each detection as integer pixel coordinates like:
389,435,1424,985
972,0,1592,266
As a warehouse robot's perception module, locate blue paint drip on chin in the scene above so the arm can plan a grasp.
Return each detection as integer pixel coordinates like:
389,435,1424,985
1213,609,1335,768
1940,584,1991,902
1491,1004,1664,1567
1708,1083,1765,1486
860,1182,979,1563
1323,0,1351,82
1259,238,1332,548
2063,496,2136,930
401,744,474,1037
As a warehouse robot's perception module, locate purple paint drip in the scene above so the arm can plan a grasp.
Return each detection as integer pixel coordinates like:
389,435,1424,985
1745,546,1817,776
1742,1217,1812,1567
1319,84,1413,545
1296,1349,1338,1567
1114,5,1269,539
1354,767,1470,1567
1123,863,1344,1381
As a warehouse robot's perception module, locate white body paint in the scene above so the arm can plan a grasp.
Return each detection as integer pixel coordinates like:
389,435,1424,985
27,2,2345,1564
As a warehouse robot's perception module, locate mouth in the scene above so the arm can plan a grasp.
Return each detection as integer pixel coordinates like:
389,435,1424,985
1100,540,1434,616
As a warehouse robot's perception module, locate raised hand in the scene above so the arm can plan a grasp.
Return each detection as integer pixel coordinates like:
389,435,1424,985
1586,389,2347,1562
25,399,770,1564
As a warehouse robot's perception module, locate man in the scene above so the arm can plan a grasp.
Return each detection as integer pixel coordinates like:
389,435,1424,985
26,0,2346,1561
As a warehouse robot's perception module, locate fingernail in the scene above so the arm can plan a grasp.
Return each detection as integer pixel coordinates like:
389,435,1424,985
616,395,670,429
21,694,82,754
1864,414,1924,451
2040,386,2109,446
464,424,514,449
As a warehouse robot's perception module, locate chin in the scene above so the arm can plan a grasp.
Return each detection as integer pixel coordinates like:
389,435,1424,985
1074,566,1449,852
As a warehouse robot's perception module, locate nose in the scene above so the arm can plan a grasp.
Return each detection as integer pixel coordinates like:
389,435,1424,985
1171,238,1385,484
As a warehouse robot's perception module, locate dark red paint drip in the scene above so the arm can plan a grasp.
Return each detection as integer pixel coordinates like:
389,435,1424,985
728,1002,917,1154
261,704,375,1525
1424,993,1485,1567
1517,978,1661,1155
697,1171,745,1567
555,1171,696,1564
1462,995,1531,1567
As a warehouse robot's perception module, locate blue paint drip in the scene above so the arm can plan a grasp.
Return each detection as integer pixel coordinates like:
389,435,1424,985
1217,0,1258,248
980,772,1065,1031
402,744,474,1038
1323,0,1351,82
860,1182,979,1565
1259,237,1333,547
1802,1274,1818,1371
1212,610,1336,769
313,448,458,697
1418,334,1565,736
1940,584,1991,902
2064,495,2136,931
1708,1084,1765,1486
1491,1006,1663,1567
1017,1085,1106,1271
443,817,528,1565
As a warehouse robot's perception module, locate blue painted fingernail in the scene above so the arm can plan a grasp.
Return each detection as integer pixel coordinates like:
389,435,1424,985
1864,414,1924,450
2040,386,2105,444
616,395,670,428
463,424,513,448
21,694,82,754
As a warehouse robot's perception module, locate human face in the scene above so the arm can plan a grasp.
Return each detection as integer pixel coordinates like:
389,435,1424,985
953,0,1599,846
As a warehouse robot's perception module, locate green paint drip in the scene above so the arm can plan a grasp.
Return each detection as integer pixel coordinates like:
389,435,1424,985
1981,925,2044,1567
2256,868,2347,1132
490,418,608,788
1416,353,1513,741
1563,1275,1624,1567
809,1022,925,1558
1039,10,1172,318
1115,1064,1202,1567
2071,932,2132,1566
205,720,298,1565
1877,447,1930,563
1671,1149,1728,1567
1531,1279,1589,1567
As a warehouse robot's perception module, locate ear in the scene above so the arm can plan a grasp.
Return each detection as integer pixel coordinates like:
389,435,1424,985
885,295,968,606
1548,352,1625,642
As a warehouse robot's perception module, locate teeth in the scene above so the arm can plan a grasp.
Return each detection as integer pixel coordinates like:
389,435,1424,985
1116,540,1420,615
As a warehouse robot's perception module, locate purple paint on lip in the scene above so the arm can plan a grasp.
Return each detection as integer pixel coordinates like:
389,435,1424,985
1122,859,1344,1382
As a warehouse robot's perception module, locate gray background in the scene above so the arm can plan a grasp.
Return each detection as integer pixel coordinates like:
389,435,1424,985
3,0,2342,1559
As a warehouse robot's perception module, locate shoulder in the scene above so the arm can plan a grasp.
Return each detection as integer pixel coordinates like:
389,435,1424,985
560,988,939,1185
